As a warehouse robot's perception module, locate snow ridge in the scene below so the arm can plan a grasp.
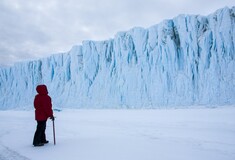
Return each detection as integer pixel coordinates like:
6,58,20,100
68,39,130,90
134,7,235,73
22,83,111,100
0,144,30,160
0,7,235,109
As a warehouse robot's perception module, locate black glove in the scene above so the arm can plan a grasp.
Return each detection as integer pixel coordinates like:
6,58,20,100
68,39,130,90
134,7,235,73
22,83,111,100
50,116,55,121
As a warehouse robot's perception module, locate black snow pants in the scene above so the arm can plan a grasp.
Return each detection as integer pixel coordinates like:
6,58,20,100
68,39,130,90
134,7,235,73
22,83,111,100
33,120,47,145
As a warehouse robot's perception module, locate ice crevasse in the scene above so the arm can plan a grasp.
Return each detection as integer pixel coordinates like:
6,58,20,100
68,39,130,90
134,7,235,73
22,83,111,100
0,7,235,109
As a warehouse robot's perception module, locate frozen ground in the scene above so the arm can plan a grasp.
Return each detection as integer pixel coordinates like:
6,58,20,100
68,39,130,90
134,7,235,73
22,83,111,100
0,107,235,160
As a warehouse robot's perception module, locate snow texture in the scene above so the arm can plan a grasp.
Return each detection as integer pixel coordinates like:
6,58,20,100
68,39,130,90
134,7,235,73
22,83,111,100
0,7,235,109
0,145,30,160
0,107,235,160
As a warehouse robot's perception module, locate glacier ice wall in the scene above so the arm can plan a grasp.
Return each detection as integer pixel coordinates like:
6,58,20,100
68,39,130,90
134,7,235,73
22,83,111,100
0,7,235,109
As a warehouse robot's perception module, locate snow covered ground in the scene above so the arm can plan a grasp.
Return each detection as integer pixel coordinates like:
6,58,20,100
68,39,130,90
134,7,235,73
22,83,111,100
0,107,235,160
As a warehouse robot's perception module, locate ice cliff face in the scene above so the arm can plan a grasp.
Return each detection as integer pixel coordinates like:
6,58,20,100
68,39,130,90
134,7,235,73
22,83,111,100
0,7,235,109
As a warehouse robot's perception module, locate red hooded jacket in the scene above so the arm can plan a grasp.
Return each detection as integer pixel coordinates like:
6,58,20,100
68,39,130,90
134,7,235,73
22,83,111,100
34,85,53,121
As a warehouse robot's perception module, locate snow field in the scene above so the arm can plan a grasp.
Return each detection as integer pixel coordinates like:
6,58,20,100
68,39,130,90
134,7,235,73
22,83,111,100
0,107,235,160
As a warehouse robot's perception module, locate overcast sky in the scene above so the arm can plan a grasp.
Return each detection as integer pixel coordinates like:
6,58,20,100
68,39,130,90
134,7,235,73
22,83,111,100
0,0,234,66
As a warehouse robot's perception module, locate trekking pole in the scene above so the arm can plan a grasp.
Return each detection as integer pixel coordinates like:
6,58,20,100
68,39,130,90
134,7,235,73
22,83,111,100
52,118,56,145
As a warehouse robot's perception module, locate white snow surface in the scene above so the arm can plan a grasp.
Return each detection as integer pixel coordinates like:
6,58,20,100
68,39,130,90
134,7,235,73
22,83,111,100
0,7,235,109
0,107,235,160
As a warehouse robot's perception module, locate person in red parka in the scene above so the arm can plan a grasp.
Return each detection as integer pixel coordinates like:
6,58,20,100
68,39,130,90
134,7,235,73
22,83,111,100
33,84,54,147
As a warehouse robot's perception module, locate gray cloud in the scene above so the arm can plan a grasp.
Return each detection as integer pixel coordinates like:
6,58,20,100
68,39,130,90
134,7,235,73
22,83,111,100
0,0,234,66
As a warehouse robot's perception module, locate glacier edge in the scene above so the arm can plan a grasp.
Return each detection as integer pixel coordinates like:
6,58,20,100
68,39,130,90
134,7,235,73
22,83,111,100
0,6,235,109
